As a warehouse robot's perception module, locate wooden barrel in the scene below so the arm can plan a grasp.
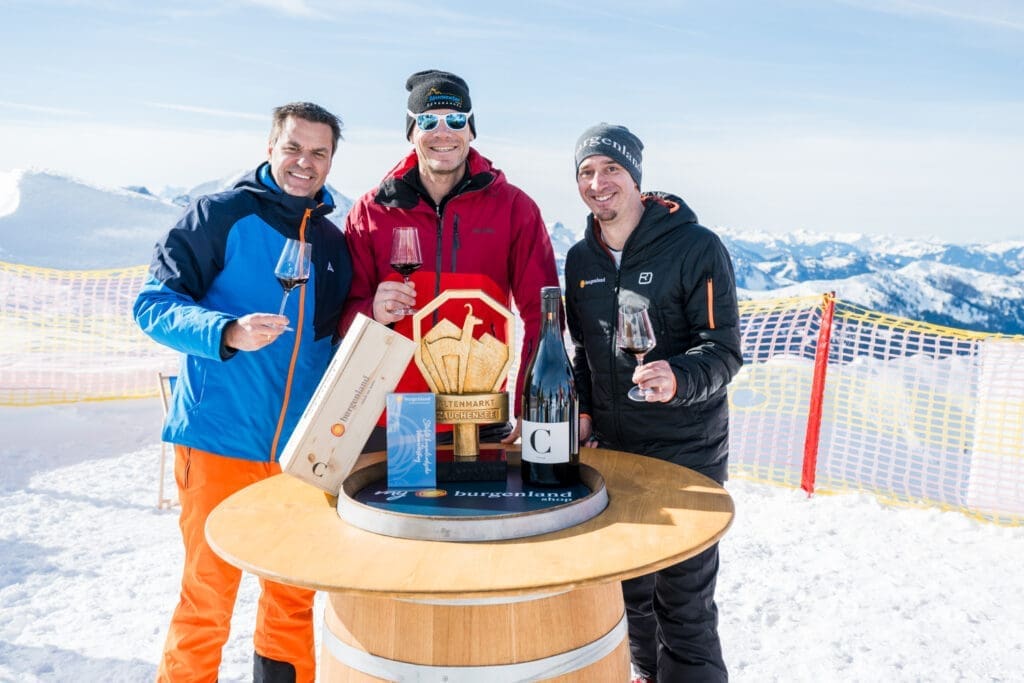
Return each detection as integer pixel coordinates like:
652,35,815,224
319,581,629,682
205,449,735,681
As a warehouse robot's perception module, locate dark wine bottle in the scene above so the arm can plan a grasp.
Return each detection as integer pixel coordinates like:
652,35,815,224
520,286,580,487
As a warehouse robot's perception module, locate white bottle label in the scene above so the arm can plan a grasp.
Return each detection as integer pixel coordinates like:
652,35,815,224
522,420,570,464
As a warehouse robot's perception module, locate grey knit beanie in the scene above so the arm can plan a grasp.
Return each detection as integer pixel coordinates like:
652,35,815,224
574,123,643,187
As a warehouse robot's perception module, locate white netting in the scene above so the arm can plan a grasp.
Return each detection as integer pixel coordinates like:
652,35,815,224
0,262,178,405
728,295,823,488
815,301,1024,525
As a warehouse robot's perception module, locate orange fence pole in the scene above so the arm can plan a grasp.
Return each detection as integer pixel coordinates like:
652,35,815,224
801,292,836,496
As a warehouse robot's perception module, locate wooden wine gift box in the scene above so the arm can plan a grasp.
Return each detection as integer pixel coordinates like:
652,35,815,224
279,313,417,494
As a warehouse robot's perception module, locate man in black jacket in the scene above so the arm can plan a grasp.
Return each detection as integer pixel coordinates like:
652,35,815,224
564,123,743,683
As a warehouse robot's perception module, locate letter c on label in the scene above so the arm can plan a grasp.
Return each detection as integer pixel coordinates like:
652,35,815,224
529,428,552,454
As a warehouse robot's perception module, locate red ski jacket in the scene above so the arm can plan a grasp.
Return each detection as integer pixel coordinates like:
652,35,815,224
340,148,559,427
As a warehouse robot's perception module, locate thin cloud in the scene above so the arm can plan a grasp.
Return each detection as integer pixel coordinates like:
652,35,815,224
325,0,487,22
268,0,547,41
840,0,1024,32
145,102,266,122
236,0,323,19
0,100,86,116
543,0,700,37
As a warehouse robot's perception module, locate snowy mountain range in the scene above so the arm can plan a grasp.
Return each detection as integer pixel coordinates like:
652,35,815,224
2,168,1022,334
0,169,353,270
716,227,1024,334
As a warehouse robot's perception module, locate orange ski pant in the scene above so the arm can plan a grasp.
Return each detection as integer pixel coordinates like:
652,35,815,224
157,446,316,683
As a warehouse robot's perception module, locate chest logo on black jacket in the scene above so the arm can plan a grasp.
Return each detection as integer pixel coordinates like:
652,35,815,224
579,277,607,289
638,272,653,285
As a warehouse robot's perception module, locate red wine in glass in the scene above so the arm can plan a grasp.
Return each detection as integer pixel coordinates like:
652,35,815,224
274,239,311,317
390,262,421,279
277,275,309,292
390,226,422,316
616,304,657,401
618,343,654,359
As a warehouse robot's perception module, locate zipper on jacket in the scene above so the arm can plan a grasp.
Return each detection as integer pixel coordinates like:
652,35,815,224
270,207,312,461
434,206,443,295
611,270,627,447
452,213,460,273
433,206,443,326
428,177,471,326
706,277,716,329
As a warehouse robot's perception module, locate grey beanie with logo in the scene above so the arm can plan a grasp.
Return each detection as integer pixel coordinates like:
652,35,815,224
574,123,644,188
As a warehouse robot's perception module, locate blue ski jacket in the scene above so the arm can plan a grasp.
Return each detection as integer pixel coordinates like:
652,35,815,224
134,163,353,461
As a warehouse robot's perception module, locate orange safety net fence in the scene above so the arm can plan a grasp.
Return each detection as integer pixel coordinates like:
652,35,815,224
3,262,1022,524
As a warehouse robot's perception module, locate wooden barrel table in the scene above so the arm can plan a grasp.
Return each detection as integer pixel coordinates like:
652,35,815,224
206,447,735,682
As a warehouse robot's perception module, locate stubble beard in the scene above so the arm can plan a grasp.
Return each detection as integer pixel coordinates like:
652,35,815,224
426,160,463,176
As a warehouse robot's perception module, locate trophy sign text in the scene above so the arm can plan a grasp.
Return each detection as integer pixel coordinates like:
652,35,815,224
412,289,514,461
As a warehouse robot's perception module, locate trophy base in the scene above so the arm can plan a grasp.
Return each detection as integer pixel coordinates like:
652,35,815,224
437,449,508,482
338,458,608,542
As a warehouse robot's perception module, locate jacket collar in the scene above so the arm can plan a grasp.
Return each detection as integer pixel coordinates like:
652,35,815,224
253,162,336,213
231,163,335,238
373,148,500,209
585,191,699,258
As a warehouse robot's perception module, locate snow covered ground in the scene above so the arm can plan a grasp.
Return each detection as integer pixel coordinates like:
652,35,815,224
1,400,1022,681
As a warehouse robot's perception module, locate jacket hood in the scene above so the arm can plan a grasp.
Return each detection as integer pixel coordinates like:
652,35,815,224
584,190,699,259
373,148,504,209
230,163,336,231
641,191,698,224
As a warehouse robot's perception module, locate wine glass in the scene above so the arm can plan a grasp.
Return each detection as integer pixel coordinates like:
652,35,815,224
616,304,657,401
389,226,422,316
274,238,311,318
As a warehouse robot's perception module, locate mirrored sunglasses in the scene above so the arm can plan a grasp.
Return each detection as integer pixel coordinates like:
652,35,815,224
407,110,472,132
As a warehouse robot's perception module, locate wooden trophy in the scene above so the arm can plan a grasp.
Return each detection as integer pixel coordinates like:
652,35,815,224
412,289,514,481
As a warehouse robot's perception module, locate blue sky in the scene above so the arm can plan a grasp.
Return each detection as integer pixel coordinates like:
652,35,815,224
1,0,1022,242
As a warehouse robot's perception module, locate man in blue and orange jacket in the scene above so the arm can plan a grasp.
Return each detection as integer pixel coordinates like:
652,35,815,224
134,102,352,683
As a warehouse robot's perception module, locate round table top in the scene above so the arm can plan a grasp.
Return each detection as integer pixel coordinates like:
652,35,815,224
206,447,734,599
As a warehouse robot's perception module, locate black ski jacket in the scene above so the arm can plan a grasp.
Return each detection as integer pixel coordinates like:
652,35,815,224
564,192,743,482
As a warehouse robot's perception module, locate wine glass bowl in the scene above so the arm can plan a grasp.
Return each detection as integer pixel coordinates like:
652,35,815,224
274,239,312,317
616,304,657,401
389,226,422,316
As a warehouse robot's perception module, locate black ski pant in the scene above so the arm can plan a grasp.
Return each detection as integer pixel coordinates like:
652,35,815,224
622,542,727,682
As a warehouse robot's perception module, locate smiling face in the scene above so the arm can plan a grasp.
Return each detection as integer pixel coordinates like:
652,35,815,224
267,115,334,198
576,154,643,224
410,108,474,182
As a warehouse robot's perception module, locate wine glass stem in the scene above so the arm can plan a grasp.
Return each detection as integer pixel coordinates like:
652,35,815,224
400,277,412,315
278,291,290,316
635,356,647,395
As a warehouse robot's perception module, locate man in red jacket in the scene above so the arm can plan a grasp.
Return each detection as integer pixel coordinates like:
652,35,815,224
340,69,559,449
